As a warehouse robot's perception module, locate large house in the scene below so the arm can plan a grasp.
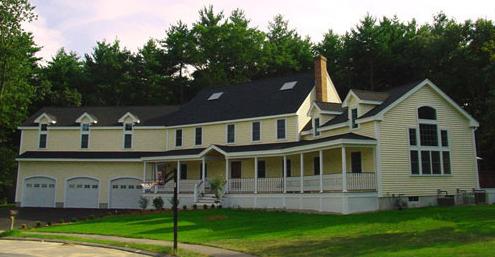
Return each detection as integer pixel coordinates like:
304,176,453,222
15,56,480,214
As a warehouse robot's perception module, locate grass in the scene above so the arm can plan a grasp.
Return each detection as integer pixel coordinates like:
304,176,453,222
33,205,495,257
0,230,205,257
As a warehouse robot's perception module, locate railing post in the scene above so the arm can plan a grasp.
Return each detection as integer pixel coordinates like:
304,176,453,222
283,155,287,193
319,150,323,193
300,153,304,193
254,157,258,194
201,157,206,184
225,158,229,193
341,147,347,192
177,160,181,194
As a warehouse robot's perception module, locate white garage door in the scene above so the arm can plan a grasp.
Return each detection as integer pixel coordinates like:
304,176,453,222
22,177,56,207
110,178,143,209
65,177,99,208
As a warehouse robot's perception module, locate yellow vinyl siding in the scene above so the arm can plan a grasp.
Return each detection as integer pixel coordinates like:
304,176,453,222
17,161,142,204
168,116,299,149
379,85,477,196
296,89,315,133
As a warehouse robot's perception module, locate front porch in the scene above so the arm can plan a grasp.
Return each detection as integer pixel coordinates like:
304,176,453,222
142,144,378,196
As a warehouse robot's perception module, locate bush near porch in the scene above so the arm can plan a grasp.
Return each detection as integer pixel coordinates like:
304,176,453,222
35,205,495,257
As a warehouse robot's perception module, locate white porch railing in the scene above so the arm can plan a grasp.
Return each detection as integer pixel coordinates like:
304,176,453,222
229,178,255,193
258,177,283,193
346,172,376,191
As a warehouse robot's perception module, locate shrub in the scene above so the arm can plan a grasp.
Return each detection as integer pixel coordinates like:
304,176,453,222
153,197,164,210
88,215,95,220
209,177,225,200
203,204,208,209
218,205,222,209
182,205,187,210
46,221,52,226
70,218,78,223
192,204,197,210
35,221,42,228
138,196,149,210
211,204,215,209
59,219,65,224
20,224,28,229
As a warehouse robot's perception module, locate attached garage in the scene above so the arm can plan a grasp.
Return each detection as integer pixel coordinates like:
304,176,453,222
109,177,143,209
65,177,99,208
22,176,56,207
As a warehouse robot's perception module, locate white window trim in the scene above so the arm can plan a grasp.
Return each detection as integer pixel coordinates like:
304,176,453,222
251,121,262,143
38,123,48,149
80,123,90,149
409,106,451,176
175,128,183,148
122,123,133,149
226,124,236,144
194,127,202,146
276,118,287,141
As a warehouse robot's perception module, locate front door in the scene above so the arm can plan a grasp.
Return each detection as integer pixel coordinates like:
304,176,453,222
231,161,242,178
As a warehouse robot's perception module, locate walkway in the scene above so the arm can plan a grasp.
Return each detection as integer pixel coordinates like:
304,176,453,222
24,232,256,257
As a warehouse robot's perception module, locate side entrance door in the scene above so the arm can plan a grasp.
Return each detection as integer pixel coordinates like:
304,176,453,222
231,161,242,190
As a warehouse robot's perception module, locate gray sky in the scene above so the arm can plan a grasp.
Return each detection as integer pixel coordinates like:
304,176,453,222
26,0,495,61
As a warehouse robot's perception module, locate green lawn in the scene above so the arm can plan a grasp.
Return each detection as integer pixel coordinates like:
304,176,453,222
34,205,495,257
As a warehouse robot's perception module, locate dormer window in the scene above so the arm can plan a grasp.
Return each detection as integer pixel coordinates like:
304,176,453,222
313,118,320,136
39,123,48,148
123,123,133,149
351,108,358,128
80,123,90,149
176,129,183,147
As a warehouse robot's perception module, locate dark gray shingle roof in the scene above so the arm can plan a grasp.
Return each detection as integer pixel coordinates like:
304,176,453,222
314,101,343,112
351,89,389,102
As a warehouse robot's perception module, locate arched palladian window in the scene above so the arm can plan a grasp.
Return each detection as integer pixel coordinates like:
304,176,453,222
418,106,436,120
408,106,451,176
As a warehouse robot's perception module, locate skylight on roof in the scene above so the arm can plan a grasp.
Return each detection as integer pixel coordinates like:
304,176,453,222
208,92,223,100
280,81,297,90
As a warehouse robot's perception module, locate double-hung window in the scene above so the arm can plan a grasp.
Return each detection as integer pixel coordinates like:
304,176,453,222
123,123,133,149
80,123,90,149
314,118,320,136
227,124,235,143
175,129,183,147
39,124,48,148
351,108,358,128
277,119,286,139
252,121,261,142
409,106,451,175
195,127,202,145
257,160,266,178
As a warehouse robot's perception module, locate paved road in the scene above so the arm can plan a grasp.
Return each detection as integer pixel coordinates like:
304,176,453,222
0,240,148,257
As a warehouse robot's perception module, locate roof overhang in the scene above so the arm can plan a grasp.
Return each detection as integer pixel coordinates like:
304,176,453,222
342,90,383,108
75,112,98,124
118,112,140,124
307,102,343,116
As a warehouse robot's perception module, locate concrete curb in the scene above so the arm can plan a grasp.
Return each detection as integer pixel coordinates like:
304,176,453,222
0,237,170,257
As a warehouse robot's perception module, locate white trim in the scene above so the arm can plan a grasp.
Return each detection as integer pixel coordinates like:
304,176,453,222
472,127,480,189
15,162,21,202
64,176,101,208
356,79,479,127
16,158,142,162
166,113,298,129
118,112,140,124
307,102,343,116
75,112,98,124
33,113,56,124
21,175,57,208
108,176,143,209
342,90,383,108
80,123,91,149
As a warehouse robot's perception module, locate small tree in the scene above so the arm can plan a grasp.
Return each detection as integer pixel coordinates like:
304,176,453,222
152,196,164,210
138,196,149,210
209,177,225,202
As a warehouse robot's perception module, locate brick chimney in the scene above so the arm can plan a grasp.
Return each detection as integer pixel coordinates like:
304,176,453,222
314,55,328,102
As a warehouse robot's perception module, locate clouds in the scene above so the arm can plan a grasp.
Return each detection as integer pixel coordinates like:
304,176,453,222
26,0,495,61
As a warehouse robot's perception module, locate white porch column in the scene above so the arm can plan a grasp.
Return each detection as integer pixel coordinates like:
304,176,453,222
143,161,147,181
319,150,323,193
283,155,287,193
254,157,258,194
300,153,304,193
177,160,181,193
201,157,206,184
225,158,229,193
341,146,347,192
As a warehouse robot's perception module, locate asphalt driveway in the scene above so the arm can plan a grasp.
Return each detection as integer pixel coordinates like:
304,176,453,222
0,240,148,257
0,207,122,231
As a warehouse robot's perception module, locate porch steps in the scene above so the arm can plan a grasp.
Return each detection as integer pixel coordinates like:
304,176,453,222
194,193,221,207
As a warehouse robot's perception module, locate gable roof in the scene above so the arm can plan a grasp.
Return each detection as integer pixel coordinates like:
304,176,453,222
314,101,343,113
164,73,315,126
22,106,180,127
321,108,349,128
351,89,389,102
